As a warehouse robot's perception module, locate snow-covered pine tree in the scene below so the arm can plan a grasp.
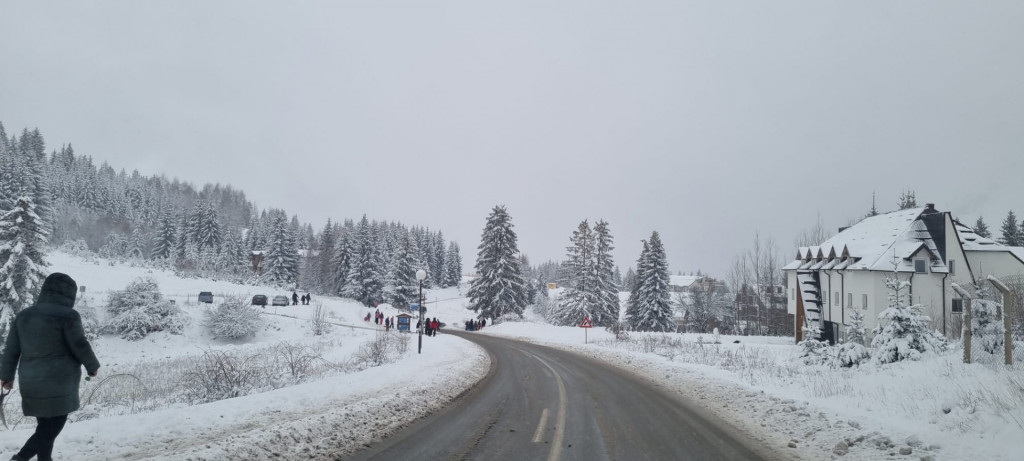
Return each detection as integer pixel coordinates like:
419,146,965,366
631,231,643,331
627,232,674,331
315,219,336,293
871,270,945,364
623,267,637,293
467,205,527,320
625,247,648,328
556,220,598,326
974,216,991,239
593,220,620,326
831,309,870,367
383,231,418,309
970,282,1004,356
999,210,1021,247
151,211,177,259
265,212,299,285
443,241,462,288
432,231,446,287
332,220,355,295
847,309,867,346
342,215,384,307
0,196,50,314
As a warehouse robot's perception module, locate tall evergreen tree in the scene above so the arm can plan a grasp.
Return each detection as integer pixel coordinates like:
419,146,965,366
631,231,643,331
342,216,384,306
999,210,1021,246
467,206,527,320
332,220,355,295
593,220,620,326
151,212,177,259
383,232,418,308
556,220,598,326
443,241,462,288
265,212,299,285
626,231,674,331
315,219,337,293
0,196,49,314
974,216,992,239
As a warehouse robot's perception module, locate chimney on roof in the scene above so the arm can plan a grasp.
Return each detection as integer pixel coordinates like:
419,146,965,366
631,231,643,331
925,203,935,211
838,226,849,233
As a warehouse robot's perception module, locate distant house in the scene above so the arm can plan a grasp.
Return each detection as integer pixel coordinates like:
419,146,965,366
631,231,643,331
784,204,1024,344
670,275,727,293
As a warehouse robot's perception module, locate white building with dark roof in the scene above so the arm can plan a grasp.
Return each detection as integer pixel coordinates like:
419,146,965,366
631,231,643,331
784,204,1024,343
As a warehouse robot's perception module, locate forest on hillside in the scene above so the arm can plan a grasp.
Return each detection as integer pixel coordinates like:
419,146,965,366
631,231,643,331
0,122,461,308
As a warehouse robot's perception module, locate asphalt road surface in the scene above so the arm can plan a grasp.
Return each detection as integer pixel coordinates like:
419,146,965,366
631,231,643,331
348,331,783,461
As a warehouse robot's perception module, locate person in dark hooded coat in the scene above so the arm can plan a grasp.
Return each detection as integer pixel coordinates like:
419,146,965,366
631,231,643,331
1,273,100,461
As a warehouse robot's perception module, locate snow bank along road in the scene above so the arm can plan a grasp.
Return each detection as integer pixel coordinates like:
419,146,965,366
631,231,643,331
349,331,785,461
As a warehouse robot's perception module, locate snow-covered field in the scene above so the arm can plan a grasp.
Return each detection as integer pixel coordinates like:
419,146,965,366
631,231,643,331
1,251,1021,460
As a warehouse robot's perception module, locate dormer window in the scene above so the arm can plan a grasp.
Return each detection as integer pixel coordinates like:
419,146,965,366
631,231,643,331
914,259,927,274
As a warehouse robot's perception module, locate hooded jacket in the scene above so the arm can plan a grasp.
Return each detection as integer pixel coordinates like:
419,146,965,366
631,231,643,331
0,273,101,417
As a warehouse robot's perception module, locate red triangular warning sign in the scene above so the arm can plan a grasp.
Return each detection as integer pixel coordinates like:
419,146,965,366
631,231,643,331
580,317,593,328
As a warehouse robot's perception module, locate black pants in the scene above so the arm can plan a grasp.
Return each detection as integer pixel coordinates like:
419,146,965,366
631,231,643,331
17,414,67,460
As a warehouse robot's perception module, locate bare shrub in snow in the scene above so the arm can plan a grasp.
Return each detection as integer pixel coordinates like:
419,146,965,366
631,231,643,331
309,303,332,336
182,349,269,404
872,274,945,365
273,341,324,380
352,332,407,369
104,277,187,340
203,296,264,340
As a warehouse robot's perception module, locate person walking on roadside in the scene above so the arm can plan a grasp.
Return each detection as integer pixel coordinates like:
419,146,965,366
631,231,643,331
1,273,100,461
292,291,299,306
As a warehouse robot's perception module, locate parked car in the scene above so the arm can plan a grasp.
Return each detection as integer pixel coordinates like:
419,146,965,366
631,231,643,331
251,294,268,306
198,291,214,303
271,295,290,306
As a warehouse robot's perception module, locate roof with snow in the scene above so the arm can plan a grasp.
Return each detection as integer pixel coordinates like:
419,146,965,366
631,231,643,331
784,207,947,273
670,275,701,288
786,206,1024,274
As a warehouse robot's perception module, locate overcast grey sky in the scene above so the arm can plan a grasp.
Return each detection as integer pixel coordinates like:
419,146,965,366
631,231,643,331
2,1,1023,277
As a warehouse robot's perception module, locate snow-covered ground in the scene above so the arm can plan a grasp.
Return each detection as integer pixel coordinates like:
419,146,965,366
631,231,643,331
1,251,1020,460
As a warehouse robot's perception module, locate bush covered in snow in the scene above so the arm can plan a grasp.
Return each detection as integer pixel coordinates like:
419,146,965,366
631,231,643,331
103,277,187,340
797,326,830,365
202,296,264,340
75,297,102,341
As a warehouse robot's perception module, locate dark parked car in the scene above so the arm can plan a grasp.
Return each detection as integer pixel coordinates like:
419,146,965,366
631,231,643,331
198,291,214,303
271,295,290,307
251,295,268,306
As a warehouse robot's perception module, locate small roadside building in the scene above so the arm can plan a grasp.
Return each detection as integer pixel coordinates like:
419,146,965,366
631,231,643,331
784,204,1024,344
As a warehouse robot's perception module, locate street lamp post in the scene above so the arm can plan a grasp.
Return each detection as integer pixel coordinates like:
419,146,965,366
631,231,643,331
416,269,426,354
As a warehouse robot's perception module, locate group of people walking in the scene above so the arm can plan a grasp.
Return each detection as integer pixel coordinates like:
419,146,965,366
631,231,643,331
292,291,312,305
465,318,486,331
419,318,441,336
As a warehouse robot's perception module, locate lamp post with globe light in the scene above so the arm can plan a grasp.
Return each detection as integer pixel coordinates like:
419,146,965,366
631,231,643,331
416,269,426,354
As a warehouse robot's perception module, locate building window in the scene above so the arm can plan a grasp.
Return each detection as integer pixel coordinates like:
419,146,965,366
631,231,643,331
949,260,956,275
914,259,927,274
862,294,868,310
834,292,839,305
952,299,963,314
847,293,852,307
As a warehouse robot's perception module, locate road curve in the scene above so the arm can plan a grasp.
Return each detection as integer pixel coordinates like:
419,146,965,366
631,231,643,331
348,331,783,461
